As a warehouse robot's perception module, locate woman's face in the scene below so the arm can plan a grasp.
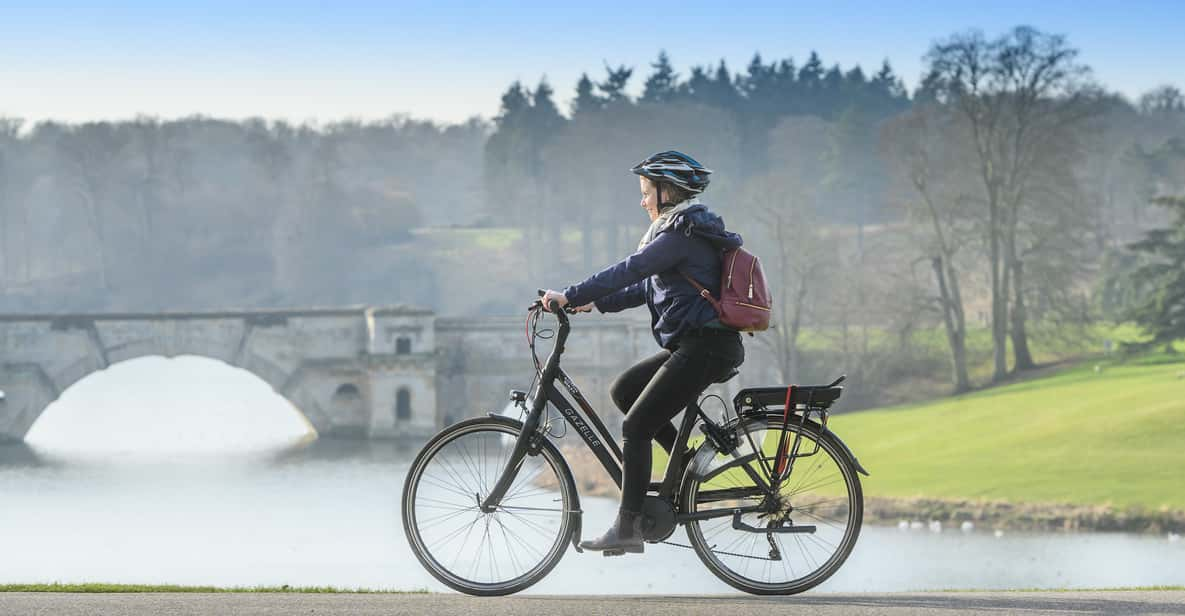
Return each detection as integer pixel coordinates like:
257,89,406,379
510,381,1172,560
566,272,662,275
639,176,660,222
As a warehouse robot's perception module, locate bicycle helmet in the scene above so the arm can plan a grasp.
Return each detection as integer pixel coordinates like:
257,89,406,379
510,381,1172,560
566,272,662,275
630,150,712,195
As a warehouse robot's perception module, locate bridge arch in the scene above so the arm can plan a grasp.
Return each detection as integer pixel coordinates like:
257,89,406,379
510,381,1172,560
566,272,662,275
26,354,317,451
0,307,439,442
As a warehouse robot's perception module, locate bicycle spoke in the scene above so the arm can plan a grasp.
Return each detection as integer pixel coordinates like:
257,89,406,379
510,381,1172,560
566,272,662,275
406,422,571,593
683,417,861,593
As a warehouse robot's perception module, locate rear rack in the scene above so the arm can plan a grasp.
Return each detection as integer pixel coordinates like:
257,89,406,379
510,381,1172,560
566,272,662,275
730,375,846,483
733,384,842,414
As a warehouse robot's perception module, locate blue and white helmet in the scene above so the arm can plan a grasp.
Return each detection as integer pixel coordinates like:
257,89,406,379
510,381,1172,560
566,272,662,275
630,150,712,195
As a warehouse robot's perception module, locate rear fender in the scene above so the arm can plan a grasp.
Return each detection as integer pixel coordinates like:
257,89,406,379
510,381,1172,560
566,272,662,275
739,412,870,477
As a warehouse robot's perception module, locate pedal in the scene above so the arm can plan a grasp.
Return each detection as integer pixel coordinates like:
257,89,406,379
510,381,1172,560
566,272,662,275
603,548,625,557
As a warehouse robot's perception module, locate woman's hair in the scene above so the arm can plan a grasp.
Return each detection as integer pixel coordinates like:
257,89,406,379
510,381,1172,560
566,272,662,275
657,181,692,208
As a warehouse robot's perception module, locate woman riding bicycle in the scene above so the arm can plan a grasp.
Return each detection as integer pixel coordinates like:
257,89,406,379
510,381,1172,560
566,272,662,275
541,150,745,555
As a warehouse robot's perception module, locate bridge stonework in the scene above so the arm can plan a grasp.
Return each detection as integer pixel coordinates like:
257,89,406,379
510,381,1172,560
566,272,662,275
0,307,746,443
0,307,439,442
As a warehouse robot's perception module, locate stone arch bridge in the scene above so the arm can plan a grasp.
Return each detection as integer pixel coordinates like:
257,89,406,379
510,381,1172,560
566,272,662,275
0,306,726,444
0,307,438,442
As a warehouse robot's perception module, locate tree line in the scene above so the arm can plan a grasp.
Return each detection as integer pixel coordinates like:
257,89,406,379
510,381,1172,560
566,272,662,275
483,28,1185,394
1,26,1183,400
0,116,487,310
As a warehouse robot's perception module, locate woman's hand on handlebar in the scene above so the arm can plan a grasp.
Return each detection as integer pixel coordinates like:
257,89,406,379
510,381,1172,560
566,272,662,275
540,289,569,313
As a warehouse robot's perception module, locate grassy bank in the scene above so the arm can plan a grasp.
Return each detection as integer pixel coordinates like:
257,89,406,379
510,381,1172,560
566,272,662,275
830,358,1185,511
0,583,426,593
558,353,1185,530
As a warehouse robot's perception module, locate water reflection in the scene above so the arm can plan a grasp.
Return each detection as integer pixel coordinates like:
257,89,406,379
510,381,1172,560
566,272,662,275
1,358,1182,593
2,440,1183,593
0,442,45,468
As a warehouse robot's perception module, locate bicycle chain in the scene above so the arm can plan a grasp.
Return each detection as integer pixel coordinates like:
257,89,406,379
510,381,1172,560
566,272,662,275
659,539,777,562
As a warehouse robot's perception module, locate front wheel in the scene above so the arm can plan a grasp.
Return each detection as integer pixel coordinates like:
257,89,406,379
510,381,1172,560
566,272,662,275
682,416,863,595
401,417,577,596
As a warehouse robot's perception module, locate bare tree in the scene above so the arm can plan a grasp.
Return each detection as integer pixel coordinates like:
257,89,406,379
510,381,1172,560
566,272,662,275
745,117,835,382
882,104,977,392
54,122,130,290
925,26,1096,379
1139,85,1185,114
0,119,23,284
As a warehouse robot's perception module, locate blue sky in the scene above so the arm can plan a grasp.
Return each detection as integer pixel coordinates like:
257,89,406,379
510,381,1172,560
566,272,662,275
1,1,1182,125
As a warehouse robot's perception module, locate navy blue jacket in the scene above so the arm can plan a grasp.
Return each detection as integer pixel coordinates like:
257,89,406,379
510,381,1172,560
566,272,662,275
563,204,743,349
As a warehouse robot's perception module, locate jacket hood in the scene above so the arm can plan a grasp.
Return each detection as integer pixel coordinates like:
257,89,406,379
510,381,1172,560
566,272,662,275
665,203,743,251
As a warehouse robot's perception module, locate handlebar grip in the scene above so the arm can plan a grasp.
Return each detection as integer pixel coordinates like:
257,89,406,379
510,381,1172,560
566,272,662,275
535,288,565,315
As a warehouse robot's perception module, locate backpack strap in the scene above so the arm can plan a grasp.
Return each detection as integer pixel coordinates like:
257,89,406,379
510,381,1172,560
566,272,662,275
679,269,723,314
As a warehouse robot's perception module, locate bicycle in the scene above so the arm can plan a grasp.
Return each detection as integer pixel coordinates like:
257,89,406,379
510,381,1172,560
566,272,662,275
401,293,870,596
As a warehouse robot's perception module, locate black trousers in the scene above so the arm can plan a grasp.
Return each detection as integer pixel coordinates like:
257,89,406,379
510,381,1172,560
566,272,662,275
608,330,744,513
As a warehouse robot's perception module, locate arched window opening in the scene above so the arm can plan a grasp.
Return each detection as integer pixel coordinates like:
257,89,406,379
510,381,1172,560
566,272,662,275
396,388,412,421
334,383,361,399
396,337,412,355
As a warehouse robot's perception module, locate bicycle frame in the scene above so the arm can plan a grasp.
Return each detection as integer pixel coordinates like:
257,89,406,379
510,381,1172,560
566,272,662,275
480,306,775,526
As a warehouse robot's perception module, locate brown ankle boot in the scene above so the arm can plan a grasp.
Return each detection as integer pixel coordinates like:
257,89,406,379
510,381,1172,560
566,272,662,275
579,509,644,555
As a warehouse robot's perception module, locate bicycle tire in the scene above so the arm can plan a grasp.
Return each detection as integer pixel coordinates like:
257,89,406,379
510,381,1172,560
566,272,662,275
681,416,863,595
401,417,578,596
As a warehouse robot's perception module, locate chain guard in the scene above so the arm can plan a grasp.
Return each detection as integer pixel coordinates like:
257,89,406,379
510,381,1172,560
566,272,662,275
641,495,677,542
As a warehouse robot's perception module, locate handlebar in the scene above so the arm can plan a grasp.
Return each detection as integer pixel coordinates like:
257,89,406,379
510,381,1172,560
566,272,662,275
532,289,577,321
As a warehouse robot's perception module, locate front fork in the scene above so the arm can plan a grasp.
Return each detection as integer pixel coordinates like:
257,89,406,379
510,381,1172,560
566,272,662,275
479,397,546,513
478,398,586,552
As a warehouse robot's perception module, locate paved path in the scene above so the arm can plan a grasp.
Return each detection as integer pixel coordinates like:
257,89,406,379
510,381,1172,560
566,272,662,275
1,591,1183,616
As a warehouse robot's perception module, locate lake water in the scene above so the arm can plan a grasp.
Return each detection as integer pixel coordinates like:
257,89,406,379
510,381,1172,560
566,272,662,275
1,356,1182,593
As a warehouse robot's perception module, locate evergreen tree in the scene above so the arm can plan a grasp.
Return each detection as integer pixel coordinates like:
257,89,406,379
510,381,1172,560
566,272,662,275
872,59,906,99
714,60,737,100
913,68,943,104
1126,195,1185,351
773,58,800,113
737,54,781,175
775,58,797,87
843,66,868,108
823,64,844,90
530,79,565,133
844,66,866,88
598,64,634,104
572,73,604,115
740,53,774,99
798,52,824,87
684,65,712,102
495,81,531,128
686,60,739,109
641,51,679,103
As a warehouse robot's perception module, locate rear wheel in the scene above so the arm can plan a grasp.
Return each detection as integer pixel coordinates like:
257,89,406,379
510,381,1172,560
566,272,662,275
402,417,577,596
682,416,862,595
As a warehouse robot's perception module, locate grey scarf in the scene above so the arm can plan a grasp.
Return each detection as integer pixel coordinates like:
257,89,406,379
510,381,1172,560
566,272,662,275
638,198,698,250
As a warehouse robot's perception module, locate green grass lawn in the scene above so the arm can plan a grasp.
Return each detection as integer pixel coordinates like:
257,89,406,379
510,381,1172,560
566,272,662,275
829,358,1185,510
